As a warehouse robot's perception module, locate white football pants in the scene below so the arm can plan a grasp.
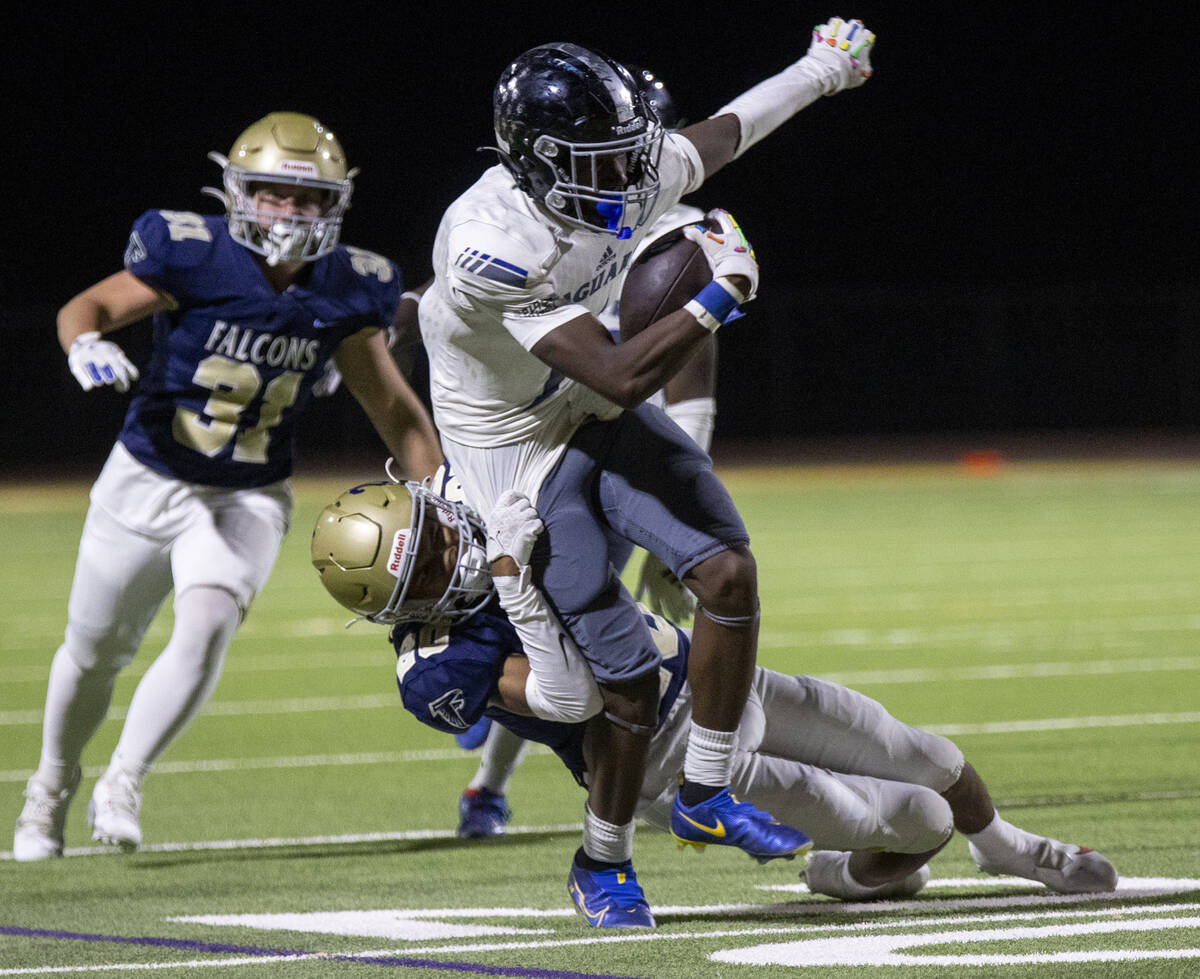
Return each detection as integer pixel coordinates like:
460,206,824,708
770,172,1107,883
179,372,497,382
639,669,964,854
33,444,289,790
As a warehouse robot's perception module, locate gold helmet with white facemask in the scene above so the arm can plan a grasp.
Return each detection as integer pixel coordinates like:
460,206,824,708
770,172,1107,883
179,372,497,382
311,478,492,626
204,111,356,265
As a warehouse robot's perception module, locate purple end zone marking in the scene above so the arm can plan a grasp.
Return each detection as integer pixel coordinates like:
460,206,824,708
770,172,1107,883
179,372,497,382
1,924,642,979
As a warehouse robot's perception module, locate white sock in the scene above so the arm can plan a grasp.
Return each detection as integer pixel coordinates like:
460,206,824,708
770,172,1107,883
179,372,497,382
582,804,634,864
111,587,240,769
35,646,120,792
966,810,1041,873
683,723,735,787
468,724,529,793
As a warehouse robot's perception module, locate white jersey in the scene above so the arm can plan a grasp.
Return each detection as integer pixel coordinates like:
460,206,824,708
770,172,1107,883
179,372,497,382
420,134,704,514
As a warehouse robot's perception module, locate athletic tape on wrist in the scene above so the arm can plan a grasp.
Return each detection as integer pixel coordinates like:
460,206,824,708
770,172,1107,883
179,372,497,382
685,280,742,333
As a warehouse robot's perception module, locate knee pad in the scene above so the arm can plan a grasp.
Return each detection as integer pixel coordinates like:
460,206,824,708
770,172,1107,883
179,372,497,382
892,788,955,853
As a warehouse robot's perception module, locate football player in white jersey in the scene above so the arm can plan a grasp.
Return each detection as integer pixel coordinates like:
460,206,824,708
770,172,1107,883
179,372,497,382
419,21,876,920
311,475,1119,924
13,112,442,862
454,68,717,839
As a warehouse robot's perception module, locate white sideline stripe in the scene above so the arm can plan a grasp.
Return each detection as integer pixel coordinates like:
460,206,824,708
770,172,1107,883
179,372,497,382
0,821,582,861
5,648,1200,725
3,702,1198,745
812,655,1200,686
0,694,398,726
762,613,1200,649
2,896,1197,976
2,710,1198,787
4,648,388,684
924,711,1200,736
0,744,556,785
354,887,1200,955
10,651,1197,687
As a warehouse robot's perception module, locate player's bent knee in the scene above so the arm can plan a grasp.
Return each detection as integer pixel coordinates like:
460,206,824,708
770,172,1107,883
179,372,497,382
686,546,757,615
918,735,966,795
599,671,660,730
892,788,955,853
62,623,140,672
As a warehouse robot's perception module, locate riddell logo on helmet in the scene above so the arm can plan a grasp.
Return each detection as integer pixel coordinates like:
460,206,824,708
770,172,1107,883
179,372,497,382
612,118,646,136
387,530,408,577
277,159,319,177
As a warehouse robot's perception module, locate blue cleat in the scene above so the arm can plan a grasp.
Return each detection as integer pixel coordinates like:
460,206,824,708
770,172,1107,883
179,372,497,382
567,857,656,929
455,717,493,750
670,787,812,864
456,787,511,839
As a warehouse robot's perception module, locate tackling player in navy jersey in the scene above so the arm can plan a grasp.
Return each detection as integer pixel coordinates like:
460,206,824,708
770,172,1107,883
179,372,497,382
311,472,1118,928
13,112,441,861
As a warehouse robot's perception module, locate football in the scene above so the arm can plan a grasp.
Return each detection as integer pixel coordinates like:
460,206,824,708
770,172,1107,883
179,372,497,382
618,219,716,341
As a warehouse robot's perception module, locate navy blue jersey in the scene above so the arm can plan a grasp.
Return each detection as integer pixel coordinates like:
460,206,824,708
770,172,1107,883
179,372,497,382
117,209,402,487
392,595,690,783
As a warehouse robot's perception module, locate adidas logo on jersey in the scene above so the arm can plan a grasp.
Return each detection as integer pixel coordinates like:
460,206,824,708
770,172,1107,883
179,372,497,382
569,250,634,304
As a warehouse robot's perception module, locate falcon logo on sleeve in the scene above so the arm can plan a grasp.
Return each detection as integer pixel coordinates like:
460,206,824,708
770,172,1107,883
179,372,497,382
428,688,471,730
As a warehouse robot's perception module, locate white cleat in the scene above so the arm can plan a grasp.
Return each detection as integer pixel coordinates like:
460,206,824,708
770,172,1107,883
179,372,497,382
87,769,143,852
802,849,931,900
13,768,81,862
969,837,1118,893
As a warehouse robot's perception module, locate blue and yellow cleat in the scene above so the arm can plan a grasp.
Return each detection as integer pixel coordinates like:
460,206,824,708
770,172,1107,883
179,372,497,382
670,787,812,864
456,787,511,839
567,858,656,929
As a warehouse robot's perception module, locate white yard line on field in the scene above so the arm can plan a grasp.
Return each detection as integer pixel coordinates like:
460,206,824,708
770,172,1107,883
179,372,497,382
0,819,579,861
0,743,556,784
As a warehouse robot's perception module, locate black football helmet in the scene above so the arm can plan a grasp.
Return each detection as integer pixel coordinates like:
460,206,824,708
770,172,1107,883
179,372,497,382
627,66,686,131
494,43,664,239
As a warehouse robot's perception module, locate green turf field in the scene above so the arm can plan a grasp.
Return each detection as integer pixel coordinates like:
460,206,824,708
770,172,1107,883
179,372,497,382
2,458,1198,977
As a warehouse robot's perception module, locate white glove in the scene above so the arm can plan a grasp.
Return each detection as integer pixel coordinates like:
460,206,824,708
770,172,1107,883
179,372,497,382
311,359,342,397
67,331,139,393
683,209,759,302
486,490,545,566
802,17,875,94
635,552,697,624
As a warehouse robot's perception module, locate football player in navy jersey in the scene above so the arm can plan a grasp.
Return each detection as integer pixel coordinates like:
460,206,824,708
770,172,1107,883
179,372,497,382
13,112,442,861
311,474,1118,927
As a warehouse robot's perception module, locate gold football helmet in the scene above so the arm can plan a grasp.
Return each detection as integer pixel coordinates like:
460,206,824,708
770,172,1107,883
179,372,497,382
203,111,356,265
311,479,492,626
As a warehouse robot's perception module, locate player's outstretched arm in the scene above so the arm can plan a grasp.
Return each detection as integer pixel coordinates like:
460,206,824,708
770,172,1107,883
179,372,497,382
336,327,443,481
58,270,171,392
680,16,875,177
487,491,603,723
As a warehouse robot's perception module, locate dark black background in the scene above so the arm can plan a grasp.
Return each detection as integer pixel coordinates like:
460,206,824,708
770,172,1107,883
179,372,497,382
6,3,1197,471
